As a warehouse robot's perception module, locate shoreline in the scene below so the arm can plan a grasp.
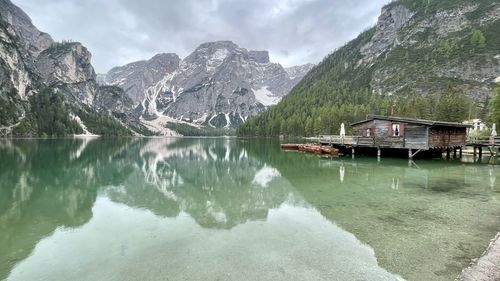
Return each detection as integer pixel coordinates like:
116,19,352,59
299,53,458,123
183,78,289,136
457,232,500,281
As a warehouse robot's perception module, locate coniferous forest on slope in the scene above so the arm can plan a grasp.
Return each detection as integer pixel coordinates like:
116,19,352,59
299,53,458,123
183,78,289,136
237,0,500,137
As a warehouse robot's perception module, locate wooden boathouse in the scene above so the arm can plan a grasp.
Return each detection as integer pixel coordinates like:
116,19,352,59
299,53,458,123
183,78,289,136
320,115,471,159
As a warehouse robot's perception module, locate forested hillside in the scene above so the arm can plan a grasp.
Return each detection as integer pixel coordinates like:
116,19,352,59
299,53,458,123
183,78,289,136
237,0,500,136
0,0,135,137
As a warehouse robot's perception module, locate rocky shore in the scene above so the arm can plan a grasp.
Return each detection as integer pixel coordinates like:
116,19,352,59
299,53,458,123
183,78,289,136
458,232,500,281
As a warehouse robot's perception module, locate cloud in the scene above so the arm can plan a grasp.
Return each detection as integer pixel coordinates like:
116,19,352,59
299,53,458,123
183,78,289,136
12,0,389,72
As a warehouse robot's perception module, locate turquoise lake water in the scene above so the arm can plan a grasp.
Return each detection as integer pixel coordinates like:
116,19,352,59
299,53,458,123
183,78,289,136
1,137,499,281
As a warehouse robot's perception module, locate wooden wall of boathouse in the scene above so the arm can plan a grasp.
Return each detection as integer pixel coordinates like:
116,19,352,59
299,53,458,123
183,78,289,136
404,124,429,149
352,120,429,150
347,115,469,155
428,127,467,148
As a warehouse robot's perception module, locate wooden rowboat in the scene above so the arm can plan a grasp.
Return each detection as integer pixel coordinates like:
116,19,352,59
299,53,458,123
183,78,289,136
281,143,339,156
280,144,300,150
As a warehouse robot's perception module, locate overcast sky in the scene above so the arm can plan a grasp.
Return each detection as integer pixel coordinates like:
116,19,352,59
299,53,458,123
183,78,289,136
13,0,389,73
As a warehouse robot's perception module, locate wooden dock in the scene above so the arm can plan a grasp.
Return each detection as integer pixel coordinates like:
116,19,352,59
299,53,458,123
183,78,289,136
466,136,500,157
317,135,500,159
313,115,472,159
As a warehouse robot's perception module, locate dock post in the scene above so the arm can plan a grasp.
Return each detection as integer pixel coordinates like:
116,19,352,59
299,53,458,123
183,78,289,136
446,148,450,159
479,146,483,158
473,147,477,157
453,148,457,158
408,149,412,159
459,147,462,158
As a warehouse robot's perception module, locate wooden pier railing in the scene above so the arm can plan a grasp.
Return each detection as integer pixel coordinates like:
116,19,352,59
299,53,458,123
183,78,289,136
319,135,405,148
467,136,500,147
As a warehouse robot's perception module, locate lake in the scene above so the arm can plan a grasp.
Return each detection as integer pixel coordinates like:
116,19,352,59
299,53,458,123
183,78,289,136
1,138,499,281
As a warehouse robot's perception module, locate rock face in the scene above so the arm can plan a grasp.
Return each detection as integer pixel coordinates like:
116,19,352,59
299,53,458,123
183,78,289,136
0,19,35,102
93,85,136,120
0,0,53,57
104,41,313,128
360,4,414,60
0,0,313,134
242,0,500,137
36,42,97,105
285,63,315,84
106,53,180,105
0,0,134,135
365,1,500,100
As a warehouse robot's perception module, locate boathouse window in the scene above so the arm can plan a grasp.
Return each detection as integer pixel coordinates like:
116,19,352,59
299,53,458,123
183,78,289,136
366,128,371,137
392,123,400,137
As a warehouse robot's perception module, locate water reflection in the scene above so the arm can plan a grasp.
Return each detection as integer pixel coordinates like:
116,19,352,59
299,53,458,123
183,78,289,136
0,138,404,281
0,138,499,281
106,138,291,228
248,148,500,281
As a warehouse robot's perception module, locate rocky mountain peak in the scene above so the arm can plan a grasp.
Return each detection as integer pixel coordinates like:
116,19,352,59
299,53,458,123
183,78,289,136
181,41,239,71
105,52,181,106
195,40,239,52
36,42,95,85
34,41,98,105
102,41,314,131
147,53,180,71
0,0,53,56
285,63,315,79
150,53,180,63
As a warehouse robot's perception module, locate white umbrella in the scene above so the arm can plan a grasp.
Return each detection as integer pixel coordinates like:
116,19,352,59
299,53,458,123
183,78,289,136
492,123,497,137
340,123,346,137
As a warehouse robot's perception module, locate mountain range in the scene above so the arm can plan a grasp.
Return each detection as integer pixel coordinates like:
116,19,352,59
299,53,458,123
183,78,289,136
238,0,500,136
2,0,499,138
0,0,135,136
100,41,313,133
0,0,312,136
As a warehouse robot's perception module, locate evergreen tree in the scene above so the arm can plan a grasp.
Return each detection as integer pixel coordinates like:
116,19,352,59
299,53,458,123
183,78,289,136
13,87,83,136
434,86,469,122
489,86,500,126
471,29,486,49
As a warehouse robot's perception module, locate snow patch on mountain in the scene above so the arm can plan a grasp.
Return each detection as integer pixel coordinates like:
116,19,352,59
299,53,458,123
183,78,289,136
253,86,280,106
207,48,229,71
224,113,230,128
495,75,500,83
142,71,177,117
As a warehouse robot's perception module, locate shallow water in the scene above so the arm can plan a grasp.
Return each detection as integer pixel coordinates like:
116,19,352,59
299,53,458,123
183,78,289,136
0,138,499,281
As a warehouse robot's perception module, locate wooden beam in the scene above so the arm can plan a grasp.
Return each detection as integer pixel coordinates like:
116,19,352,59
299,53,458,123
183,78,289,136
410,149,421,159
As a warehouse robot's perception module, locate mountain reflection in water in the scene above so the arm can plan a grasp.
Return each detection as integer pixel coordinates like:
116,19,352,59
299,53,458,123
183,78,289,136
0,138,499,281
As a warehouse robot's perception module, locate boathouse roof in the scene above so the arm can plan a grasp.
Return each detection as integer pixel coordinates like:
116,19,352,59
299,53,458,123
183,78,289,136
350,115,471,128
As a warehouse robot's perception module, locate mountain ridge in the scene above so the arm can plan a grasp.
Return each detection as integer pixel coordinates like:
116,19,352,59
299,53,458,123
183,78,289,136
102,40,314,132
0,0,313,136
237,0,500,137
0,0,142,137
